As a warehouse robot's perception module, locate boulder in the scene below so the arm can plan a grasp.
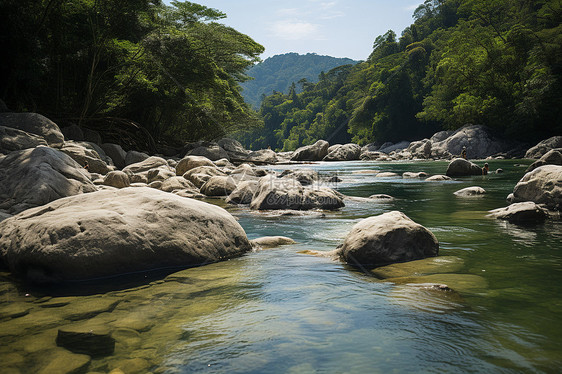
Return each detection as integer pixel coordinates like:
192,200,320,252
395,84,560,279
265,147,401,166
280,169,319,186
454,186,486,197
101,143,127,169
103,171,130,189
250,176,344,211
0,112,64,148
291,140,329,161
406,139,432,159
0,147,97,214
122,156,168,175
217,138,250,162
175,156,215,176
525,136,562,159
431,124,516,159
323,143,361,161
188,145,229,161
146,167,175,183
75,141,113,166
250,236,297,249
159,176,197,193
379,141,410,154
488,202,548,223
125,150,150,166
335,211,439,267
375,172,399,178
61,141,111,174
402,172,429,179
200,176,237,197
0,188,252,283
247,149,279,164
83,128,102,145
0,125,48,153
183,166,226,188
226,181,259,205
512,165,562,210
445,158,484,177
61,124,84,142
426,175,452,181
526,149,562,172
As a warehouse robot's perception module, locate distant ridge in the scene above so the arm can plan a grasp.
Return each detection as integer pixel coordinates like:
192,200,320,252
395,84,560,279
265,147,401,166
241,53,358,109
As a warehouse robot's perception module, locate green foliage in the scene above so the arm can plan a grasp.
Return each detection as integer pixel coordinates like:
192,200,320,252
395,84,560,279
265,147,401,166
239,0,561,150
0,0,264,145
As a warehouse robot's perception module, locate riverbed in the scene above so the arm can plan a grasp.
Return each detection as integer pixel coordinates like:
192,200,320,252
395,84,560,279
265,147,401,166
1,159,561,373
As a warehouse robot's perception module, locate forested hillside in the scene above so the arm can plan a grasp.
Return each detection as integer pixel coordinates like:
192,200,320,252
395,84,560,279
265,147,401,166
241,53,358,108
239,0,562,151
0,0,264,146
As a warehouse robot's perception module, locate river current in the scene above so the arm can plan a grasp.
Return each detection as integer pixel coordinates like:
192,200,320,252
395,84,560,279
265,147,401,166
1,159,561,373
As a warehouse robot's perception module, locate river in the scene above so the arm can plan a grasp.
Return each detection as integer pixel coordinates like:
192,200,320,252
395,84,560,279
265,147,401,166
1,159,561,373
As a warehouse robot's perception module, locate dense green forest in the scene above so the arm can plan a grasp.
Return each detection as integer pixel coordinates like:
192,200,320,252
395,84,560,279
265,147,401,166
239,0,562,151
241,53,358,109
0,0,263,146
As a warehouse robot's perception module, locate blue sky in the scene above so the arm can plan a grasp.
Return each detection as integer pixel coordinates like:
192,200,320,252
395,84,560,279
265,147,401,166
166,0,423,61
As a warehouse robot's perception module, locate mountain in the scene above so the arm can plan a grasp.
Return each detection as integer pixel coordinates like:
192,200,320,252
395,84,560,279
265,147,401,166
241,53,358,109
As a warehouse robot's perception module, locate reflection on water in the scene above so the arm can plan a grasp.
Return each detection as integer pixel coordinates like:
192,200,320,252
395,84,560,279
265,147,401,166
2,159,562,373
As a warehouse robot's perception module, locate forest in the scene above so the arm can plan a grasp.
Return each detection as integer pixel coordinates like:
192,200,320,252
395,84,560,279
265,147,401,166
0,0,263,147
240,0,562,151
1,0,561,152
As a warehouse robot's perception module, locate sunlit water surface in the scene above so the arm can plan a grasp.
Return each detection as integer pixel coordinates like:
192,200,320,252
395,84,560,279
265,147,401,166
1,160,561,373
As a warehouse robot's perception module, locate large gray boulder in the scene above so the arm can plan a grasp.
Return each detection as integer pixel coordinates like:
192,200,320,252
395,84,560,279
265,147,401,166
122,156,169,175
446,158,484,177
183,166,226,188
379,141,411,154
226,180,259,205
60,141,111,175
0,188,252,283
175,155,215,176
432,124,513,159
526,149,562,172
250,176,344,210
336,211,439,268
0,147,97,214
512,165,562,210
217,138,250,162
61,124,84,142
488,202,548,223
525,136,562,159
0,125,48,153
291,140,329,161
247,149,279,164
188,144,230,161
103,171,130,189
0,113,65,148
406,139,432,159
101,143,127,169
200,176,237,197
323,143,361,161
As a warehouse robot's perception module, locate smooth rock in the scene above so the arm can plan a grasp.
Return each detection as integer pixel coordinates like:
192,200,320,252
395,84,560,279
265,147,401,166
0,126,48,153
103,171,130,189
526,149,562,172
369,194,393,200
175,156,214,176
525,136,562,159
61,141,111,174
291,140,329,161
159,176,197,193
323,143,361,161
402,172,429,179
0,147,97,214
454,186,486,197
250,236,297,249
125,151,150,166
0,112,64,148
488,202,549,223
226,180,259,205
0,188,252,283
101,143,127,169
446,158,484,177
188,145,229,161
375,172,399,178
61,124,84,141
426,175,452,181
372,256,464,279
200,176,237,197
183,166,226,188
512,165,562,210
336,211,439,267
122,156,168,175
37,348,91,374
247,149,279,164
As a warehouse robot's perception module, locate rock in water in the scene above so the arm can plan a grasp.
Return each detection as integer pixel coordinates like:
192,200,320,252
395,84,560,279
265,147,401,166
56,323,115,357
250,236,297,249
446,158,484,177
336,211,439,268
512,165,562,210
0,146,97,214
0,187,252,283
0,112,65,148
454,186,486,197
488,202,548,223
291,140,329,161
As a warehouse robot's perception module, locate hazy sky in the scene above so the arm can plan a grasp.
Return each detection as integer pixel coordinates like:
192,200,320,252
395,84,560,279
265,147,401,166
166,0,423,61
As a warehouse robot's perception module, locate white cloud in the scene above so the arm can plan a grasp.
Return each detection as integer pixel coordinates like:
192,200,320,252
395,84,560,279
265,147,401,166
270,20,322,40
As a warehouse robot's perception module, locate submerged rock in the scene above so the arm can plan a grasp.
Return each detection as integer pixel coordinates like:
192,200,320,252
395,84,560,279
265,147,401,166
336,211,439,268
371,256,465,279
488,202,549,223
37,348,91,374
0,188,252,283
250,236,297,250
57,322,115,357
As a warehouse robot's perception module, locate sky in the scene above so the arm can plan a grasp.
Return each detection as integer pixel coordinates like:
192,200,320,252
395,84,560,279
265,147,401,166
165,0,424,61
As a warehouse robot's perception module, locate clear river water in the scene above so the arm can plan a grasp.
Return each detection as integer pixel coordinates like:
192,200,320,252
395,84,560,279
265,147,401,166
1,159,561,373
